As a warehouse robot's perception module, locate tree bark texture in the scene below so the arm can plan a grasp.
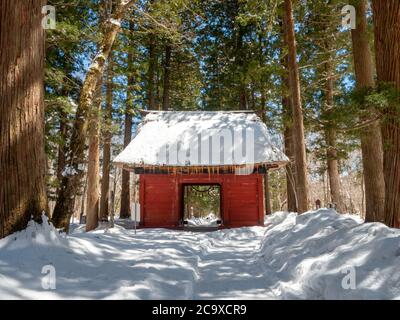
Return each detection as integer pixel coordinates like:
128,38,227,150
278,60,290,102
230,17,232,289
99,61,114,221
372,0,400,228
283,0,309,213
350,0,385,222
323,59,345,213
120,20,135,219
0,0,48,238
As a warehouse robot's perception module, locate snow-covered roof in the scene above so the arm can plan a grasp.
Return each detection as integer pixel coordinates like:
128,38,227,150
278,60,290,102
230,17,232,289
113,111,288,169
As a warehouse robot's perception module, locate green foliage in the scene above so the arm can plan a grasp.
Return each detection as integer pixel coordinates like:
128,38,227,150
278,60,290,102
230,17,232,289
193,0,284,112
43,0,385,212
364,84,400,114
296,0,357,171
44,0,100,199
184,185,221,218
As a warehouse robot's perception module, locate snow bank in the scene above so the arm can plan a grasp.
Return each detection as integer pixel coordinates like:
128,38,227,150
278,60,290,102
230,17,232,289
260,209,400,299
0,209,399,299
342,213,364,223
0,214,65,250
265,211,296,226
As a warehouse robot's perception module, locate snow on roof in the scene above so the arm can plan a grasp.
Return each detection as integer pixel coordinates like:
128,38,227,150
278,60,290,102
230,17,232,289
113,111,289,168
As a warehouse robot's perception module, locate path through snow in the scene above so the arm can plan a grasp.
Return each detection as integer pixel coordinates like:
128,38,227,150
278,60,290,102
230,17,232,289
0,209,399,299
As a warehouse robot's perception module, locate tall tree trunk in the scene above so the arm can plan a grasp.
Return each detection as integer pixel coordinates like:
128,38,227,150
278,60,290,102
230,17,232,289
99,60,114,221
280,21,298,213
283,0,309,213
350,0,385,222
120,21,135,219
260,90,267,122
55,76,71,188
156,59,162,110
56,107,67,184
86,0,111,231
86,0,112,231
0,0,48,238
324,61,345,213
250,85,256,110
264,172,272,215
237,31,247,110
80,171,88,223
85,74,103,232
322,169,327,205
233,0,247,110
372,1,400,228
162,44,171,111
360,173,365,218
283,93,298,212
259,32,272,214
258,34,268,122
120,115,132,219
284,126,297,212
147,30,157,110
52,1,134,232
325,127,345,212
239,91,247,110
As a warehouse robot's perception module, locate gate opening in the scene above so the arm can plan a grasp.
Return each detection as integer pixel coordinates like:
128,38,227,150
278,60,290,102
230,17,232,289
182,184,222,228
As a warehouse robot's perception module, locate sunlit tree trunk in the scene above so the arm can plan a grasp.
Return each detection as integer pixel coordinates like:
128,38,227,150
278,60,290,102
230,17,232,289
372,1,400,228
324,60,345,213
264,172,272,215
120,21,135,219
56,83,69,187
325,128,345,212
120,112,132,218
0,0,48,238
99,60,114,221
283,0,309,213
350,0,385,222
85,76,102,231
52,0,135,232
280,21,298,212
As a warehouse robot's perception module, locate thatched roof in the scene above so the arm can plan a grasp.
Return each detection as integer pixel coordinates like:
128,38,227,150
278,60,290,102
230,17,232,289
113,111,288,172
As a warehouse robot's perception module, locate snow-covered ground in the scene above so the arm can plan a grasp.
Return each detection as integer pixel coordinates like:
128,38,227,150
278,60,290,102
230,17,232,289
0,209,399,299
187,213,220,227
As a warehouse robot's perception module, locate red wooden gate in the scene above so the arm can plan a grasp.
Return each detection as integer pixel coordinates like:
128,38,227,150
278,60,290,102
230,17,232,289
139,174,264,228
